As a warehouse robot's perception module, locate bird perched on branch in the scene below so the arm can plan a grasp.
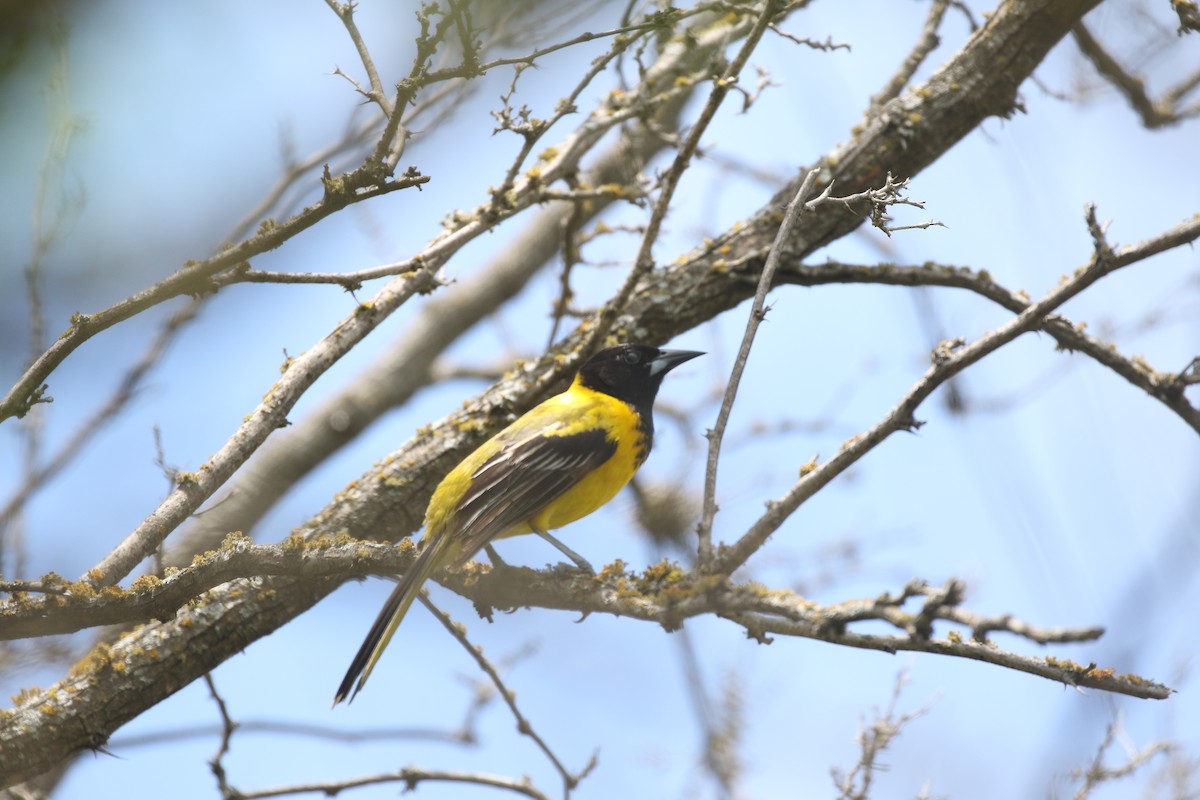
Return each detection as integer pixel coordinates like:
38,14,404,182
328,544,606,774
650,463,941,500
334,343,703,705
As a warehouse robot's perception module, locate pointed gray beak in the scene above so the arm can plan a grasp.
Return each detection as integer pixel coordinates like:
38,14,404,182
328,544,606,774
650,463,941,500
648,348,704,377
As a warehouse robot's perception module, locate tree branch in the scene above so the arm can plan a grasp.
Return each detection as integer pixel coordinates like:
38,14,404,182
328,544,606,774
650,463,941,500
0,0,1123,785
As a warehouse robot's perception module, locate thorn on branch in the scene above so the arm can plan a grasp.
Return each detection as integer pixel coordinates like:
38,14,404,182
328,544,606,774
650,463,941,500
1084,202,1116,266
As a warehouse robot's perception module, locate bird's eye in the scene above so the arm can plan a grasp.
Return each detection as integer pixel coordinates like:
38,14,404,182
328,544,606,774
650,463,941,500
620,350,640,365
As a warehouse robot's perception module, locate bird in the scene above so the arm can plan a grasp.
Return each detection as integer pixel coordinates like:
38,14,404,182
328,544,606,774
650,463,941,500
333,343,703,706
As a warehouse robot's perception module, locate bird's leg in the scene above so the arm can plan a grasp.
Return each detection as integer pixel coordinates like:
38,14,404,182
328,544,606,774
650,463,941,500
484,543,509,569
533,528,594,574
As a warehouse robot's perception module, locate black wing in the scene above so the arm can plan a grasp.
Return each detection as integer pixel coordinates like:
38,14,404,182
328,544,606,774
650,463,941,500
448,427,615,562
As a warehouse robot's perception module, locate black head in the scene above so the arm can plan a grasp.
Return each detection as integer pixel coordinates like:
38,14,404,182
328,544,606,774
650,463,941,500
576,344,703,417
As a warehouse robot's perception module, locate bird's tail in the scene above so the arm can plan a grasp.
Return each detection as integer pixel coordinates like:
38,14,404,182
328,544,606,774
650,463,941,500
332,534,454,706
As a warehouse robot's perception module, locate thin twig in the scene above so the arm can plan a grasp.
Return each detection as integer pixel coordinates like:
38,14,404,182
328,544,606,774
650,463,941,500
580,0,783,363
203,673,238,799
695,167,824,567
0,169,428,425
870,0,950,111
325,0,393,115
832,669,931,800
81,261,438,588
418,594,594,797
233,768,553,800
110,718,472,750
1069,716,1175,800
1072,22,1198,128
0,302,199,536
712,203,1183,576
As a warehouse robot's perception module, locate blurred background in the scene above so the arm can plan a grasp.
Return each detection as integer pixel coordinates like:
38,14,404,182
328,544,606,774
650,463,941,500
2,1,1198,797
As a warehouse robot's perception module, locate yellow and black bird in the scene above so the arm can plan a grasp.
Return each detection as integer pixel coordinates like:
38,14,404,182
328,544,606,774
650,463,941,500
334,343,702,706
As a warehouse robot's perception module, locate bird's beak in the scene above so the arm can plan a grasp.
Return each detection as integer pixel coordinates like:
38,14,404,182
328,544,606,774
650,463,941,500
648,349,704,377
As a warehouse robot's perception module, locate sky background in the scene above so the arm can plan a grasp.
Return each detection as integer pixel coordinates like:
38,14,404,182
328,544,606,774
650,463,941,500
2,1,1198,798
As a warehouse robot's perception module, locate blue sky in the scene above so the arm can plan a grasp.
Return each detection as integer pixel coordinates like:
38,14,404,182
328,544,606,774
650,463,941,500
3,1,1198,798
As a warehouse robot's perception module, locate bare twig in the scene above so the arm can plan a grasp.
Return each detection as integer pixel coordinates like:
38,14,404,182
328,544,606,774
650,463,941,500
769,25,851,52
712,207,1200,576
696,168,825,566
764,218,1200,434
110,717,473,750
0,169,428,425
832,670,931,800
580,0,784,360
1073,22,1200,127
673,628,744,798
6,15,82,579
80,261,439,589
325,0,393,115
870,0,950,111
232,767,554,800
0,302,199,539
1067,716,1174,800
204,673,238,799
419,594,595,797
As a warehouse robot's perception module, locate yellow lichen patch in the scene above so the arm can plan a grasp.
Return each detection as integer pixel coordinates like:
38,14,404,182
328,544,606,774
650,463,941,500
11,686,43,706
1121,672,1158,687
68,580,98,600
799,453,820,476
597,182,633,198
1044,655,1087,672
597,560,628,582
131,574,162,593
281,532,307,552
638,559,685,588
220,531,251,551
69,641,115,680
38,571,68,589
